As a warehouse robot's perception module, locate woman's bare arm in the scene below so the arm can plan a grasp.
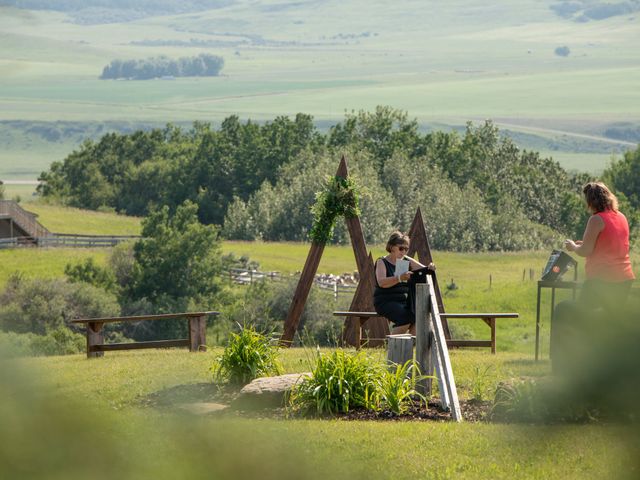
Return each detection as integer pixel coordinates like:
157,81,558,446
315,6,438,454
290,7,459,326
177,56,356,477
376,259,410,287
565,215,604,257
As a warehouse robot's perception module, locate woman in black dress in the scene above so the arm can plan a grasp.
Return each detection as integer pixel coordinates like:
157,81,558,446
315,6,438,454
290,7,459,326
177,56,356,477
373,231,434,334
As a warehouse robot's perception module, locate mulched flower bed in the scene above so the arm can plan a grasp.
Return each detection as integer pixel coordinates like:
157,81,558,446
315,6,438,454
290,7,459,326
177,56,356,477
336,400,492,422
140,383,493,423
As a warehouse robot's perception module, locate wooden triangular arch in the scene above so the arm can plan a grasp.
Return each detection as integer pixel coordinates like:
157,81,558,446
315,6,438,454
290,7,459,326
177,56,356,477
280,157,451,347
280,156,388,346
407,207,452,339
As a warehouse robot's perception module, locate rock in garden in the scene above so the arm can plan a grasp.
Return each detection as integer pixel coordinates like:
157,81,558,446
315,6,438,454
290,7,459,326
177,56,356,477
232,373,310,410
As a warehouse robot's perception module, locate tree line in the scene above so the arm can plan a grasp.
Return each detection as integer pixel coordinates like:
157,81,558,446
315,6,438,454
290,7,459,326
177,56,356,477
100,54,224,80
37,106,640,251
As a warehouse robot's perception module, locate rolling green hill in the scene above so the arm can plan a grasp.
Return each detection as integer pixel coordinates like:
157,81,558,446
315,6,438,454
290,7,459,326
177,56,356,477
0,0,638,179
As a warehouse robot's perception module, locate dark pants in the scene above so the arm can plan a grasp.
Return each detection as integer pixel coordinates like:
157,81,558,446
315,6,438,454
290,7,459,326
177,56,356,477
551,279,633,375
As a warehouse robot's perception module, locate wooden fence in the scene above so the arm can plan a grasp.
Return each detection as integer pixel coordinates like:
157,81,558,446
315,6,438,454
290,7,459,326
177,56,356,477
0,233,140,249
229,268,357,300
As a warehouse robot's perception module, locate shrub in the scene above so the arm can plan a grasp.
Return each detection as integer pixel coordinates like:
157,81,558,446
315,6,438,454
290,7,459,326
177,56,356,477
30,327,85,356
212,325,282,385
490,378,596,423
223,278,339,345
109,241,136,290
0,274,119,335
289,350,381,415
0,328,85,357
65,257,116,291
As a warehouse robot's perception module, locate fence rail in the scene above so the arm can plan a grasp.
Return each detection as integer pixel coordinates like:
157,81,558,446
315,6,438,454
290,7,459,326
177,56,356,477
0,233,140,249
228,267,358,299
40,234,141,248
0,236,37,249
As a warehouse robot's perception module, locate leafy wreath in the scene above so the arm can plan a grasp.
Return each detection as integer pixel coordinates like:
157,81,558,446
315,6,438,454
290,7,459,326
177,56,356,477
309,175,361,244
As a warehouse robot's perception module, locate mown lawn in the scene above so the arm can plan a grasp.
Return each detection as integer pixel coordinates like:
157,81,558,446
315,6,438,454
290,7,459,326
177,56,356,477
3,348,637,480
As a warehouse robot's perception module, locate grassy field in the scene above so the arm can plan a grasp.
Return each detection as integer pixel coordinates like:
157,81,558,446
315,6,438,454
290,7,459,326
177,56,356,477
2,348,637,479
1,1,638,179
0,248,110,288
23,202,142,235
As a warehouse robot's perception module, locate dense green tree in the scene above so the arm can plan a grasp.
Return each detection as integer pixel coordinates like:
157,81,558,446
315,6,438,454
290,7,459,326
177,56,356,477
65,258,116,292
130,200,222,303
124,201,224,340
603,145,640,210
223,149,393,244
328,106,422,174
36,108,616,250
100,54,224,80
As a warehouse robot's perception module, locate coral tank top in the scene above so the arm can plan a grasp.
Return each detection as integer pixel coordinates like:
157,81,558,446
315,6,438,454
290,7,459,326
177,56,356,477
585,210,635,282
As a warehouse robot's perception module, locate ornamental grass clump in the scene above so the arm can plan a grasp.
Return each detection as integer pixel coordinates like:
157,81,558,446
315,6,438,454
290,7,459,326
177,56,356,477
212,325,282,385
290,350,380,415
378,360,426,415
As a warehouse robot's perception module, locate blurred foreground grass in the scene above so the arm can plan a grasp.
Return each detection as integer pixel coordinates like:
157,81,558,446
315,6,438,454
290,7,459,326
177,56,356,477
2,348,637,479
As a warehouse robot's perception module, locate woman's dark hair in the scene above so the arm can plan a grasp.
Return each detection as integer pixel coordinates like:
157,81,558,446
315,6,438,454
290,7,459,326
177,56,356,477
385,231,410,252
583,182,618,213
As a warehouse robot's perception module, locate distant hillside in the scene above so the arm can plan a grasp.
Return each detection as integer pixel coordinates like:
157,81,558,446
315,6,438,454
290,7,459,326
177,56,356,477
0,0,234,24
1,0,638,179
550,0,640,21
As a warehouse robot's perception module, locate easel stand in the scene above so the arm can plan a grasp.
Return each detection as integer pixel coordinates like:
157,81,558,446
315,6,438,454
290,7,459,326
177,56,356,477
535,264,579,361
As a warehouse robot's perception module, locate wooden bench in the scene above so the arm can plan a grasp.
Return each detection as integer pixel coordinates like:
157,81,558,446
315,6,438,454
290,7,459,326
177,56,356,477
333,311,519,353
71,311,219,358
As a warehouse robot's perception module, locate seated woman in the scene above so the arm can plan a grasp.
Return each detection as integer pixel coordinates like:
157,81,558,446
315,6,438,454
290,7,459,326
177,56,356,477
373,231,434,335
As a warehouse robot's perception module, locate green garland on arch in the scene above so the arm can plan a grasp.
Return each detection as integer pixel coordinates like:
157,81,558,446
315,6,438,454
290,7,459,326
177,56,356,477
309,175,361,244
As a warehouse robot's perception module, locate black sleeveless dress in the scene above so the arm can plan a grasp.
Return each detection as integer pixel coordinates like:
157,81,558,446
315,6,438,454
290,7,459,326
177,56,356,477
373,257,414,327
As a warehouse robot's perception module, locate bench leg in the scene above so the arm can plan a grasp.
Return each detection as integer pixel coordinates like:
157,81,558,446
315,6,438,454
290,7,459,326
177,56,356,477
342,316,362,349
489,318,496,354
87,321,104,358
480,317,497,354
189,315,207,352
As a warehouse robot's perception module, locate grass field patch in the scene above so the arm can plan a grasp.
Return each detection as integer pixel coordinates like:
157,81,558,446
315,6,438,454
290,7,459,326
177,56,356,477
3,348,637,479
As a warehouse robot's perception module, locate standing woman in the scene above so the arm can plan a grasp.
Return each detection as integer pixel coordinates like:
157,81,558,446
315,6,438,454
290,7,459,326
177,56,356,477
373,231,433,335
565,182,635,309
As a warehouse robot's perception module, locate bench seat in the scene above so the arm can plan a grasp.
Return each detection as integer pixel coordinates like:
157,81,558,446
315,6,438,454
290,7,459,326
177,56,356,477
333,311,518,353
71,311,219,358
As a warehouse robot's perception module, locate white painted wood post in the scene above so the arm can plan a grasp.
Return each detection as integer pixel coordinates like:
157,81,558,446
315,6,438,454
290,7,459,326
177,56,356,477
427,276,462,422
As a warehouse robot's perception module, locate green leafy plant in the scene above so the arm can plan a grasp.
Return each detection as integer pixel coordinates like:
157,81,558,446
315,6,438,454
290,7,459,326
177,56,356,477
469,365,493,402
309,175,361,244
289,349,380,415
378,360,426,415
490,378,596,423
212,325,282,385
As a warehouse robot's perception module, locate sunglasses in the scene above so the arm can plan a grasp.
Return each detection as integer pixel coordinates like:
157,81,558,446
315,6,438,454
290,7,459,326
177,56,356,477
397,246,409,252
